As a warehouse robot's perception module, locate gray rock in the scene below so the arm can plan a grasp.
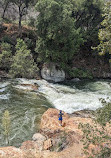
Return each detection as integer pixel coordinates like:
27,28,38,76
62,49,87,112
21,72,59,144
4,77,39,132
71,78,80,82
32,133,46,142
103,72,111,78
32,133,46,151
41,63,65,82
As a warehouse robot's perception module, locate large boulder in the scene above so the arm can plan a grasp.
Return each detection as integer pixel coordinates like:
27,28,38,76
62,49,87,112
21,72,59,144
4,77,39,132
41,63,65,82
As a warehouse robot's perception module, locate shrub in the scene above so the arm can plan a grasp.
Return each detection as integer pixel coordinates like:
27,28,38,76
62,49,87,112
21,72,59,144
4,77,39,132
79,100,111,158
95,99,111,126
1,35,12,44
28,17,36,27
69,68,93,79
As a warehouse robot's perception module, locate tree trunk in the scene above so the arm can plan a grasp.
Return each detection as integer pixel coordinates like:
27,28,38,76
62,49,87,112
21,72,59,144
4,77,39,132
18,3,22,37
19,14,22,37
2,2,9,19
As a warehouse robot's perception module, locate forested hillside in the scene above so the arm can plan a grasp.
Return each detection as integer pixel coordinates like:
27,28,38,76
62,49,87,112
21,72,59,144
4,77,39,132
0,0,111,79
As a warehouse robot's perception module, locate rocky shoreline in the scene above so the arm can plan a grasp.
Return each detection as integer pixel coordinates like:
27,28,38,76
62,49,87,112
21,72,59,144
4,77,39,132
1,108,110,158
0,108,86,158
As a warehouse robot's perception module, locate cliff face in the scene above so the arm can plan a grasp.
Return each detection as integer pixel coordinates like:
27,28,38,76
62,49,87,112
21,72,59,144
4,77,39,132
0,108,111,158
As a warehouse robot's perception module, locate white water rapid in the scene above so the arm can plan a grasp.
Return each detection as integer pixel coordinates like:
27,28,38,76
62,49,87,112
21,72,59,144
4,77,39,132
16,78,111,114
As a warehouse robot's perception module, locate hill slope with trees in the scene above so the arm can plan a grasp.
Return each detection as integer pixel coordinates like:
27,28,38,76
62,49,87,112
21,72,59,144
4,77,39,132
0,0,110,79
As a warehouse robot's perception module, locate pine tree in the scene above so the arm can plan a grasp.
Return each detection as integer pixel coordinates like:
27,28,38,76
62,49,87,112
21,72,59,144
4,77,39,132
10,39,39,78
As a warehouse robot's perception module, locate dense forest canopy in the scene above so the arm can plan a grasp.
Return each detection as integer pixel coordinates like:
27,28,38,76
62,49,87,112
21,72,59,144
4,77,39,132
0,0,111,78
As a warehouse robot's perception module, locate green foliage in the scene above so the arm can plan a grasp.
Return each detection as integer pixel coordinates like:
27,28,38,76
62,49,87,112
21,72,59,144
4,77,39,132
28,17,36,27
79,100,111,157
2,110,11,145
0,42,12,70
79,122,111,158
69,68,93,79
35,0,83,66
24,37,35,50
72,0,104,54
1,35,12,44
9,38,39,78
96,1,111,56
95,99,111,126
57,132,67,152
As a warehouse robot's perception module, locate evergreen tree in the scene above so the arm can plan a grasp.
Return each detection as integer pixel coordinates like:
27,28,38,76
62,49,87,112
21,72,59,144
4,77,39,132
72,0,103,55
35,0,83,69
0,42,12,71
10,39,38,78
97,1,111,56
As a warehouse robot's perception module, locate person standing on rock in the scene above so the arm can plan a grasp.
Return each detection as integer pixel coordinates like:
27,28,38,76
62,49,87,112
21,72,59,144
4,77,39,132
58,110,63,126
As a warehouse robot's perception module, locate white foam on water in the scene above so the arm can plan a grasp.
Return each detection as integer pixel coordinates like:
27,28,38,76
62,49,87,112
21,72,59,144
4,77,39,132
14,85,33,91
14,79,111,114
37,80,111,113
0,94,10,100
14,78,39,91
0,82,10,88
0,87,6,92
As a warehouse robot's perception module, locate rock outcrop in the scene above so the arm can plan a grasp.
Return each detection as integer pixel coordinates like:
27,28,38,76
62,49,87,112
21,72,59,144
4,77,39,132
41,63,65,82
40,108,93,133
0,147,25,158
0,108,111,158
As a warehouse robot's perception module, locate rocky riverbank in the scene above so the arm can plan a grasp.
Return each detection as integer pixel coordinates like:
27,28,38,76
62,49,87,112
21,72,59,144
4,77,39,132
1,108,111,158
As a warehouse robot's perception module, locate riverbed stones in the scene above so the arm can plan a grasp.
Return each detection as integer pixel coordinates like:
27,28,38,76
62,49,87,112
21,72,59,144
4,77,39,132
41,63,65,82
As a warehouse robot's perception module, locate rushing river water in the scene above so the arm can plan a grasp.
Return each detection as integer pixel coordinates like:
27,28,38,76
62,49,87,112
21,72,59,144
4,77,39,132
0,78,111,147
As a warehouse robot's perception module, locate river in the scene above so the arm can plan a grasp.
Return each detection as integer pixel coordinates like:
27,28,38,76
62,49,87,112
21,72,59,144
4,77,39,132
0,78,111,147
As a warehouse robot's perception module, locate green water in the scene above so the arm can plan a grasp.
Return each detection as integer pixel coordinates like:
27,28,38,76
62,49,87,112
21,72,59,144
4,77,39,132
0,79,53,147
0,78,111,147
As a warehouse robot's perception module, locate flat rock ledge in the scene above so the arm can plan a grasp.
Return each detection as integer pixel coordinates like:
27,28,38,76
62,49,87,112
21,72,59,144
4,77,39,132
0,108,111,158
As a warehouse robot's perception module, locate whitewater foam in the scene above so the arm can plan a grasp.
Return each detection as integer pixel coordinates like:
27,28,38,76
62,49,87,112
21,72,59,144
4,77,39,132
14,79,111,114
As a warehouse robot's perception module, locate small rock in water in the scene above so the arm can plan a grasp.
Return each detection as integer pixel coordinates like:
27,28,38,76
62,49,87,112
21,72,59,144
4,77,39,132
71,78,80,82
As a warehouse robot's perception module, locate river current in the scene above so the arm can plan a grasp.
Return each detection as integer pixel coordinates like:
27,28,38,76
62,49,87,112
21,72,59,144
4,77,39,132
0,78,111,147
